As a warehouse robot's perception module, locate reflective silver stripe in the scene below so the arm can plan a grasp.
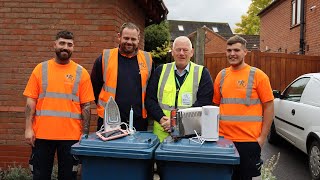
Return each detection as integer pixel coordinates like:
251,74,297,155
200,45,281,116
105,86,116,94
158,63,173,103
103,49,111,91
42,61,48,93
98,99,106,108
142,85,147,93
142,51,152,112
245,67,256,106
38,92,80,102
158,103,174,111
39,61,81,102
36,110,82,119
220,69,226,94
143,51,152,77
221,98,261,105
72,65,83,100
220,67,260,106
220,115,262,121
192,65,199,104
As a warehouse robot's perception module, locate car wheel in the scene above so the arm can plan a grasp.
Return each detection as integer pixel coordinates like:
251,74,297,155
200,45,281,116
267,122,280,144
309,140,320,180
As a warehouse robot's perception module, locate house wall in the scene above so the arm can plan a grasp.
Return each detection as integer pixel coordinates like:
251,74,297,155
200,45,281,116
260,0,320,56
204,31,227,54
305,0,320,56
0,0,146,168
260,0,300,54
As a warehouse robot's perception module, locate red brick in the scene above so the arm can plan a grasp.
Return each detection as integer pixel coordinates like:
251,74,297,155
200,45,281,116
98,25,115,31
260,0,320,56
3,2,20,7
27,8,43,13
0,8,11,13
0,0,147,148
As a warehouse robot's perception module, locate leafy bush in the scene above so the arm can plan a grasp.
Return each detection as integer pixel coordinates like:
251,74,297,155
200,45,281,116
1,164,32,180
51,164,58,180
0,163,58,180
261,152,280,180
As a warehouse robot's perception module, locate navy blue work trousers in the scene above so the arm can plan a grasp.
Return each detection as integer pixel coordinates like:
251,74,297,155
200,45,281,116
29,139,79,180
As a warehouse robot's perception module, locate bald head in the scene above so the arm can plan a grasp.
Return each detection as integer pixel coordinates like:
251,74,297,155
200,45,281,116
173,36,192,50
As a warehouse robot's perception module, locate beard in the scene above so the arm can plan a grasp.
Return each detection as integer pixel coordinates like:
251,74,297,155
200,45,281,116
55,49,72,61
119,42,137,55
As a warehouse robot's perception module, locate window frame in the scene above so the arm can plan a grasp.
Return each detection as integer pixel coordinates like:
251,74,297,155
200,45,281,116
178,25,184,31
291,0,301,26
282,77,310,102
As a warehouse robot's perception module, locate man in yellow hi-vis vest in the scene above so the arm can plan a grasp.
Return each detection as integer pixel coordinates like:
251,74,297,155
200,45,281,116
146,36,213,142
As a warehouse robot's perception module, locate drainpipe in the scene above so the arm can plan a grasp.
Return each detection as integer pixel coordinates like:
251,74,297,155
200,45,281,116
299,0,305,54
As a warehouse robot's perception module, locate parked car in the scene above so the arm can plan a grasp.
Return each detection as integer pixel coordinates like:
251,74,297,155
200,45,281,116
268,73,320,179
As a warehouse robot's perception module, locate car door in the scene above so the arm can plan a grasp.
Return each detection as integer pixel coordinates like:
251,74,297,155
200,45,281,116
274,77,311,145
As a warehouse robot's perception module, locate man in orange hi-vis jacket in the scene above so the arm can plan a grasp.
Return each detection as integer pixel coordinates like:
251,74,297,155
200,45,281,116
213,35,274,180
91,22,153,131
24,30,94,180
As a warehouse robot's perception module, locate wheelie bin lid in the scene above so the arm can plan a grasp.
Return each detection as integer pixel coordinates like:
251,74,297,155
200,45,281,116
155,137,240,164
71,132,159,159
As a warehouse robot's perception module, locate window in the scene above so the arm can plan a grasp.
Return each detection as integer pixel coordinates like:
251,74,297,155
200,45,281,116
283,77,310,102
291,0,301,26
178,25,184,31
212,26,218,32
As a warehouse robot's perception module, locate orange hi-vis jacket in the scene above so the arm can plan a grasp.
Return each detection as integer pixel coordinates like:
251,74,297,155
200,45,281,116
97,48,153,118
213,64,274,142
23,59,94,140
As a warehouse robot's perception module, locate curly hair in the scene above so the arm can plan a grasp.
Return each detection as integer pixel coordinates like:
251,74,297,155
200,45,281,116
55,30,74,40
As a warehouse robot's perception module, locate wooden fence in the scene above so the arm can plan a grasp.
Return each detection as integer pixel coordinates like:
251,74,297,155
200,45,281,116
205,51,320,91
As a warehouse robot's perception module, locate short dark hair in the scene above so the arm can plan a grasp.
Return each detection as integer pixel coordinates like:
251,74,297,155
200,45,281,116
56,30,74,40
119,22,140,35
227,35,247,48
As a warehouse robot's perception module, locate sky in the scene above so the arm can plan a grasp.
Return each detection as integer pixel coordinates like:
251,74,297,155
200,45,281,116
163,0,252,32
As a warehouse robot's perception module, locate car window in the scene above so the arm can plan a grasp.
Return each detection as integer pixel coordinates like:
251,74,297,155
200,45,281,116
283,77,310,102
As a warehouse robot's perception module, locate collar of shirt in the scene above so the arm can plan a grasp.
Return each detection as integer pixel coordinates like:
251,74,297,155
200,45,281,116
174,63,190,77
118,48,138,58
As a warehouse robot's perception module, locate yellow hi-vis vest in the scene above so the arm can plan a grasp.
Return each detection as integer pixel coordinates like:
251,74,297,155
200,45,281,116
153,62,203,142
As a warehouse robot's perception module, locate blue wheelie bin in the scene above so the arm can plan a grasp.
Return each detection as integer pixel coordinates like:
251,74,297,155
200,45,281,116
71,132,159,180
155,137,240,180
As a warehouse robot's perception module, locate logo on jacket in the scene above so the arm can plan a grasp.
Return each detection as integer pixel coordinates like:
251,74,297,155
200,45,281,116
237,80,246,88
138,62,147,70
65,74,75,83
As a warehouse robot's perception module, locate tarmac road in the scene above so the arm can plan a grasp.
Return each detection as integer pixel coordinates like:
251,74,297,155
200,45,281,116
262,139,311,180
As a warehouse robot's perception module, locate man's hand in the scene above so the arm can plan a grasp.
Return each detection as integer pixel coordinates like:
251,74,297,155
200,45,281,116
25,97,36,147
160,116,170,132
257,136,265,148
25,128,35,147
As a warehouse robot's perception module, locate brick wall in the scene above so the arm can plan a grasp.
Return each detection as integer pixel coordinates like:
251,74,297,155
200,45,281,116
188,27,227,54
204,31,227,53
305,0,320,56
0,0,146,168
260,0,320,56
260,0,300,54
